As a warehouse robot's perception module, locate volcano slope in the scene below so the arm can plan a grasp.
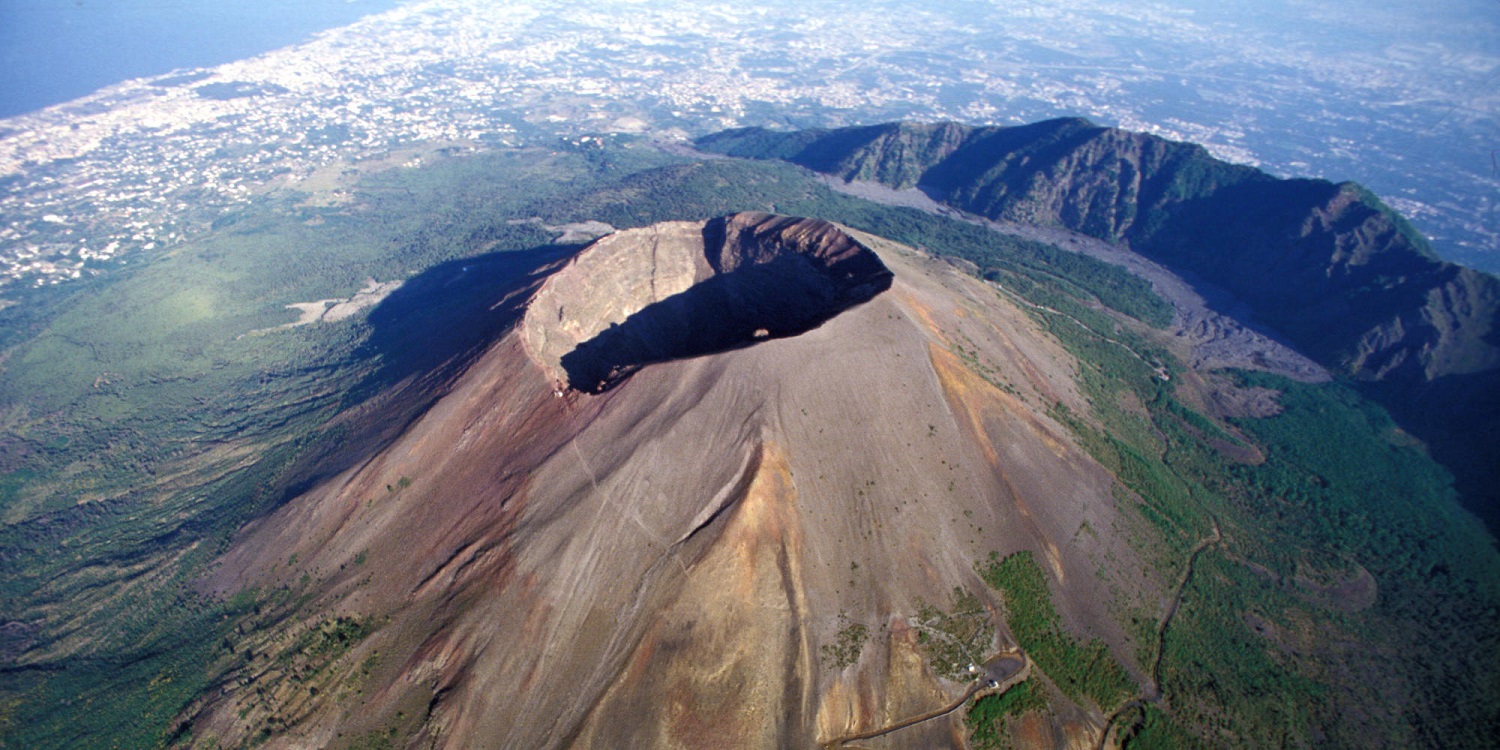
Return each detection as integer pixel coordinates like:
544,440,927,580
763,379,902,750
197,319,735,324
193,212,1163,748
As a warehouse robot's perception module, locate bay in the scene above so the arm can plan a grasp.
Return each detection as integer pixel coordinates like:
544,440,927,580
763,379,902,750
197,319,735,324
0,0,403,119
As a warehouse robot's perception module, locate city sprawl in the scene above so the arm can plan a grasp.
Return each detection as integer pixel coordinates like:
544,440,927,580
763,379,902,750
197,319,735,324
1,0,1495,289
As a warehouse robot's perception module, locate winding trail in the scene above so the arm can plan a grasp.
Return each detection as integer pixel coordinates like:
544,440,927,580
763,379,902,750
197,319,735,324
822,653,1029,749
824,682,985,749
989,280,1170,380
1093,518,1222,750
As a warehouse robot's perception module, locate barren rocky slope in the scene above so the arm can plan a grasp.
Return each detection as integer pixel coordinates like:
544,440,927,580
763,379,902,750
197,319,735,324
191,213,1165,748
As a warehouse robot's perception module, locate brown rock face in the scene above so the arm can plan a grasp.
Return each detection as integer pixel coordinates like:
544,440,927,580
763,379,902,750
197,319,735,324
194,216,1156,750
523,212,893,392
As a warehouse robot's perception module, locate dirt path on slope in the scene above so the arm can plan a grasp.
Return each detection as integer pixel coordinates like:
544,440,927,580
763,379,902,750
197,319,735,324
1093,518,1222,750
989,279,1170,381
823,653,1030,749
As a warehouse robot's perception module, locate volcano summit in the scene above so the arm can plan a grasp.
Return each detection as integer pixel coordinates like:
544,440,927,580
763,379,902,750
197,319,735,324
192,213,1157,748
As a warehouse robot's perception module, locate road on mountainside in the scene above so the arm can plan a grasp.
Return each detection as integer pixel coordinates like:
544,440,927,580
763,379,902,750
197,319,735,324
1094,519,1223,750
822,651,1030,749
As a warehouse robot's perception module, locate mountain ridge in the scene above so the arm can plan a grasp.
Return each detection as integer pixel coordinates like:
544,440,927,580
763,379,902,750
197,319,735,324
697,119,1500,525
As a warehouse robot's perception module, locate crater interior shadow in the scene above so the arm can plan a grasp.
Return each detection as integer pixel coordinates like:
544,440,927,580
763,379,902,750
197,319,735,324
561,245,892,393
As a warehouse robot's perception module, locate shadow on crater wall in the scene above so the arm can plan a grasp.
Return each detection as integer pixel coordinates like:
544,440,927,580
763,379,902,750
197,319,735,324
561,241,892,393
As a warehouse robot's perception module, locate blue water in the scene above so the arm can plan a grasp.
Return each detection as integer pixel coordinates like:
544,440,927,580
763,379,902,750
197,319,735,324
0,0,404,119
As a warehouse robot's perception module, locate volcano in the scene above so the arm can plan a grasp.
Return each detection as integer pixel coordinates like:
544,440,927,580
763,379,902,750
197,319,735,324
193,212,1172,748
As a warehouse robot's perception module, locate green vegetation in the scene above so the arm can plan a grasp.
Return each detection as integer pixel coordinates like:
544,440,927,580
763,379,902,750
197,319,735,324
979,552,1134,710
912,588,993,680
1121,704,1205,750
819,613,869,670
1203,374,1500,748
0,587,256,749
0,140,685,749
1224,372,1484,575
345,729,397,750
278,616,375,665
1007,239,1500,746
966,679,1047,750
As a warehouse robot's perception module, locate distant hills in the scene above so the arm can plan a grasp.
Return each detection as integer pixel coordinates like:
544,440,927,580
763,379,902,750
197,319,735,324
699,119,1500,528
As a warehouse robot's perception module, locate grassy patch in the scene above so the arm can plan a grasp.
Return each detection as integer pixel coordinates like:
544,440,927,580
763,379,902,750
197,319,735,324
819,613,869,670
966,678,1047,750
1123,704,1205,750
979,552,1135,711
279,616,375,665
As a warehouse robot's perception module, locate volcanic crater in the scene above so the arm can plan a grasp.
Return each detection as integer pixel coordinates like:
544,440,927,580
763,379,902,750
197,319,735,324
523,212,894,392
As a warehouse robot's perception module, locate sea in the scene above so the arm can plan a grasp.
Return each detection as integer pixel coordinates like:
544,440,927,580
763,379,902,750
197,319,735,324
0,0,405,119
